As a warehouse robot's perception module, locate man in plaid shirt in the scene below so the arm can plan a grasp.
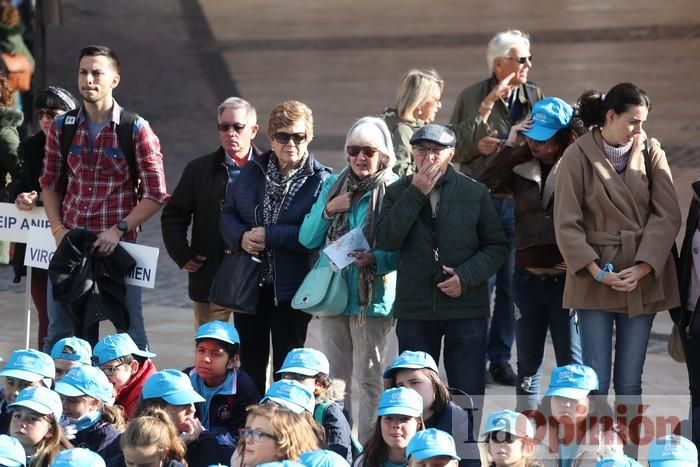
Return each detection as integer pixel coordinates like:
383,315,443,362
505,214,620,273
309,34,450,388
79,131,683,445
39,45,169,352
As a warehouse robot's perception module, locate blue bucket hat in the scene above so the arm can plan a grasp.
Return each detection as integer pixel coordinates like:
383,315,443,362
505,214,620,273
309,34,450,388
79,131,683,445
50,337,93,365
410,124,456,148
143,369,205,405
482,409,535,439
648,435,698,467
0,349,55,385
277,348,330,377
300,449,351,467
383,350,439,379
195,321,240,346
55,365,114,404
596,455,643,467
522,97,573,142
546,364,599,400
376,387,423,418
406,428,459,461
50,448,106,467
0,434,26,467
93,333,156,366
8,386,63,421
261,380,315,414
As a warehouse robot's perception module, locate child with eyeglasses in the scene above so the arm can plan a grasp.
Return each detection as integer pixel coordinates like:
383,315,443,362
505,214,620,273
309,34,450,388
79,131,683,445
481,410,539,467
93,334,157,420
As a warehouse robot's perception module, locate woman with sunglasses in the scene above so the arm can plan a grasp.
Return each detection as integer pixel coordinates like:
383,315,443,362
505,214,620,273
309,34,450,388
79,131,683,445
481,409,539,467
10,85,78,350
381,69,443,177
299,116,398,443
220,100,331,394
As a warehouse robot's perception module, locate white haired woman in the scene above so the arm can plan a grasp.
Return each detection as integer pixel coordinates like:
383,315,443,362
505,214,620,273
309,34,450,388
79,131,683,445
299,116,398,442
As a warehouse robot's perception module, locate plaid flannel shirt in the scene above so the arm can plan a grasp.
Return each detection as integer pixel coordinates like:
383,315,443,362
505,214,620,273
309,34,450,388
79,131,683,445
39,101,169,241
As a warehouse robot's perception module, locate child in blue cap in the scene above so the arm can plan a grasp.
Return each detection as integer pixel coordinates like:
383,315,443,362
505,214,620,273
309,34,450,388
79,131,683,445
405,429,460,467
137,369,234,467
50,448,105,467
356,387,424,467
49,337,92,381
384,351,476,465
53,365,122,456
481,409,538,467
187,320,259,440
648,434,697,467
595,455,642,467
0,349,55,435
0,434,26,467
7,387,71,467
93,333,157,419
299,449,350,467
277,348,354,463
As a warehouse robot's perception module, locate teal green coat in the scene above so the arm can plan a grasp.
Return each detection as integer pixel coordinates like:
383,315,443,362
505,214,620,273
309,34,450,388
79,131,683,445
299,173,398,317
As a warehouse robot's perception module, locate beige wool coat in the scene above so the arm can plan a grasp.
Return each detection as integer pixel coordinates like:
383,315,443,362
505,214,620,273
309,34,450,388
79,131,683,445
554,129,681,316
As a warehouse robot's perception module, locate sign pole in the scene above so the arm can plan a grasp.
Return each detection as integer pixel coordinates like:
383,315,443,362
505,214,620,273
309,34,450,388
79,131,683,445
24,266,32,349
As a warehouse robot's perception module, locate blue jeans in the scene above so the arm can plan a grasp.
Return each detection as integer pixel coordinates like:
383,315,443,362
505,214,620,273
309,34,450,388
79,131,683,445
43,280,149,352
513,269,582,411
487,197,515,367
396,318,487,396
577,308,654,395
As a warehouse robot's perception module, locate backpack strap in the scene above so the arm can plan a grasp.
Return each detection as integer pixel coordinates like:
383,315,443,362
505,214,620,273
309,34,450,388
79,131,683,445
313,401,330,425
58,109,81,194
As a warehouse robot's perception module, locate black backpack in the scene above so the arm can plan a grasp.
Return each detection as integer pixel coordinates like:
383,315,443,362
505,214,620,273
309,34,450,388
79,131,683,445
58,108,140,199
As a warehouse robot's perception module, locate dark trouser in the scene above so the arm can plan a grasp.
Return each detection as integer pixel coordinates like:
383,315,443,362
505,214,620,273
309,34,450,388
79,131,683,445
681,323,700,457
31,268,49,350
487,196,515,367
234,285,311,395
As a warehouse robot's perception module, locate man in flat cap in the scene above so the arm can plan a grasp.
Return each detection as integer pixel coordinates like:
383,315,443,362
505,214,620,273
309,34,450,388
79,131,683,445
376,123,509,401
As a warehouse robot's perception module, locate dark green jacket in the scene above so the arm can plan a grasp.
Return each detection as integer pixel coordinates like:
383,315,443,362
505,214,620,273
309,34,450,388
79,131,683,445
375,165,509,320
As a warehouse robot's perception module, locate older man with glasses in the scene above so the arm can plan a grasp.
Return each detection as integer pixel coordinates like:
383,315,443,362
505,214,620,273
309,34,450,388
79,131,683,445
161,97,260,328
449,29,544,387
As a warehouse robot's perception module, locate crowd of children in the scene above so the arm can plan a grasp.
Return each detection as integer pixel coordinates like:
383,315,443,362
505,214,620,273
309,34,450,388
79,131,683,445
0,322,697,466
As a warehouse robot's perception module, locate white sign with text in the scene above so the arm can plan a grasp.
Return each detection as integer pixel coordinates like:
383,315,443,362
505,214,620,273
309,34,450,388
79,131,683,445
0,202,50,242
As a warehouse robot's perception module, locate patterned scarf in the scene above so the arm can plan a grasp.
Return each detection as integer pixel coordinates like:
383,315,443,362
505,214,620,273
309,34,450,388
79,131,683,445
326,167,393,314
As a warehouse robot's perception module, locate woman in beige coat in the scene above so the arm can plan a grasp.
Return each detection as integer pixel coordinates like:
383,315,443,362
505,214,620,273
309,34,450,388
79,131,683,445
554,82,681,397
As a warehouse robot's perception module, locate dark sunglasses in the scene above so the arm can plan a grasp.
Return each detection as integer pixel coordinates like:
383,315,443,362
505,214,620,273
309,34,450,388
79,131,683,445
488,431,518,444
503,55,533,65
347,146,378,157
273,132,307,145
217,122,247,133
37,110,60,120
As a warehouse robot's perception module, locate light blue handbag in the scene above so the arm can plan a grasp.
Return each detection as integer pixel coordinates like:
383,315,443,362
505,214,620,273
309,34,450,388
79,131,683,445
292,258,348,317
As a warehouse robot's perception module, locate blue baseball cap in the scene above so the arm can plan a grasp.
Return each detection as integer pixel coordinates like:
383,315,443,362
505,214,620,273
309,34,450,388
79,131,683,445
0,349,55,385
596,455,643,467
55,365,114,404
482,410,535,439
261,380,315,414
406,428,459,461
50,448,106,467
376,387,423,418
546,364,599,399
648,435,698,466
143,369,205,405
8,386,63,421
50,337,92,365
258,462,305,467
195,321,240,346
299,449,350,467
383,351,439,379
522,97,573,142
93,333,156,366
410,124,456,148
0,434,26,467
277,348,330,377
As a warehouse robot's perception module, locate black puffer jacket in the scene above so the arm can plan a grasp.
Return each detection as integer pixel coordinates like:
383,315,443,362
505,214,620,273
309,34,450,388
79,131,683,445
48,229,136,336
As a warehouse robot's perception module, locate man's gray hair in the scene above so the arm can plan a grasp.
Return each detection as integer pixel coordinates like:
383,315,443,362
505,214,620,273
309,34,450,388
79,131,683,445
217,97,257,123
486,30,531,74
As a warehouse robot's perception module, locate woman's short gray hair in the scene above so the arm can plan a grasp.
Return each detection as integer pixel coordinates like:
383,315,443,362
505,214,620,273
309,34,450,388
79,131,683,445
486,30,531,74
345,116,396,170
217,97,257,123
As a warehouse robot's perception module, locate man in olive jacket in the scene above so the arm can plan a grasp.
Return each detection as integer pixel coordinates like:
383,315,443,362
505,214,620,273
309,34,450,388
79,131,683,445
161,97,260,328
375,124,509,399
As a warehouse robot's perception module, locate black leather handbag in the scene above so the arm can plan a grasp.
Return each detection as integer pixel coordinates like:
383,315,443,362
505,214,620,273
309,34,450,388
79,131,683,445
208,251,261,313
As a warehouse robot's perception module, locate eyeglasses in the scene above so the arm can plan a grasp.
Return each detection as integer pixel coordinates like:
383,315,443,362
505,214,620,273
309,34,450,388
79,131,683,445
100,362,126,376
273,132,307,146
217,122,247,133
412,145,449,157
347,146,378,158
488,431,518,444
502,55,533,65
239,427,278,442
37,110,60,120
525,136,555,146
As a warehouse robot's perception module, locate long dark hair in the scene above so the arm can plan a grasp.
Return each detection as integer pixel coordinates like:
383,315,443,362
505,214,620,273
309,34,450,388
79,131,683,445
577,82,651,128
359,415,425,467
388,368,451,415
